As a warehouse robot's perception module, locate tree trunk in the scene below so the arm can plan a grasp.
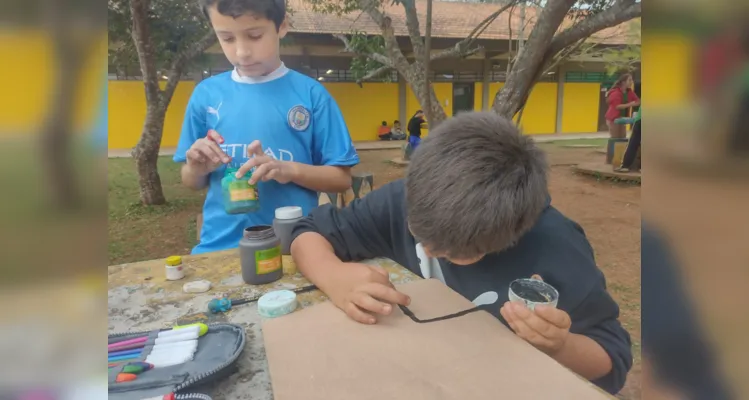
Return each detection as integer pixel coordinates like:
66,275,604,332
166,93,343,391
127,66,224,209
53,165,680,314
41,9,90,209
133,103,167,205
406,65,447,126
492,0,576,118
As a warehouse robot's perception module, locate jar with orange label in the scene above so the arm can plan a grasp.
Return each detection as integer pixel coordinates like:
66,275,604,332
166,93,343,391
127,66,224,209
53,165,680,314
239,225,283,285
221,164,259,214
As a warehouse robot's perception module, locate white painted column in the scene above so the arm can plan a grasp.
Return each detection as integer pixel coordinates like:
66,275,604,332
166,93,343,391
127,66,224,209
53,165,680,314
555,65,565,134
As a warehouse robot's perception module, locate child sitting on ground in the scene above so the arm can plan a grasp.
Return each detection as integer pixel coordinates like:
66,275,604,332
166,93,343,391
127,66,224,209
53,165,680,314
290,111,632,395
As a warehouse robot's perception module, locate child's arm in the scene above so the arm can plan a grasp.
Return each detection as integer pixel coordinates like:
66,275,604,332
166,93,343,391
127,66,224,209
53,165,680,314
291,181,410,323
174,86,230,190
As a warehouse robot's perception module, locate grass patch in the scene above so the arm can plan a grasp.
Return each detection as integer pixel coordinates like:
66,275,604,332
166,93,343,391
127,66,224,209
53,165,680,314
108,156,204,265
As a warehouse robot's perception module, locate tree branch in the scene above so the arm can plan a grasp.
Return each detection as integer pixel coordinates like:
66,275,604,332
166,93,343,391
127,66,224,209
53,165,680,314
356,0,411,71
163,30,217,105
333,33,393,66
401,0,425,61
356,65,394,86
430,44,483,62
129,0,160,106
549,0,641,55
431,0,519,62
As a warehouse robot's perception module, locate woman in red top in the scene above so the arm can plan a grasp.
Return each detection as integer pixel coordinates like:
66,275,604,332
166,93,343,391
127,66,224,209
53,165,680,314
605,74,640,139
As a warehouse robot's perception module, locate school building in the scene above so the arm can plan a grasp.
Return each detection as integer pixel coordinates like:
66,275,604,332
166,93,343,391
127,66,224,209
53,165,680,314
107,0,641,149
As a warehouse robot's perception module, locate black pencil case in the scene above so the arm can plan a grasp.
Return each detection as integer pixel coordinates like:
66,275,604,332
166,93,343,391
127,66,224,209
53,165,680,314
108,323,246,400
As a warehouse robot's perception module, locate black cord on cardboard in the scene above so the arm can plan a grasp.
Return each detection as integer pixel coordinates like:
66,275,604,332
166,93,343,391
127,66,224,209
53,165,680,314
398,304,484,323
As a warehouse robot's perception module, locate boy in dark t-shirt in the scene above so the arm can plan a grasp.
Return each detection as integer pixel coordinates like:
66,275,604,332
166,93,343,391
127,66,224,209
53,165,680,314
290,111,633,394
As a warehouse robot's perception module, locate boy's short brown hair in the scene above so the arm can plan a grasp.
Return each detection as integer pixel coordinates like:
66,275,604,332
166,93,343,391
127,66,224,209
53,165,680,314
199,0,286,30
406,111,548,259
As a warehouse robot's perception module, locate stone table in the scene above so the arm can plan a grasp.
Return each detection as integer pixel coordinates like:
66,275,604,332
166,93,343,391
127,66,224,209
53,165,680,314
108,250,419,399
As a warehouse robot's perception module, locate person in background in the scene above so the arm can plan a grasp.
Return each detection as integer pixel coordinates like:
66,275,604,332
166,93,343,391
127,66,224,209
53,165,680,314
378,121,392,141
407,110,426,152
391,120,406,140
605,74,640,139
615,106,642,172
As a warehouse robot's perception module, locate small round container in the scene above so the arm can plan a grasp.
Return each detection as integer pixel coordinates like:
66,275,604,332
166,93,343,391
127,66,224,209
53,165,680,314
165,256,185,281
508,278,559,310
273,206,304,275
258,290,298,318
239,225,283,285
220,167,259,214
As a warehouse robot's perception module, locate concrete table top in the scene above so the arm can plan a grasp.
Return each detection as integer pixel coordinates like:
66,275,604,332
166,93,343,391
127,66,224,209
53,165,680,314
108,250,419,399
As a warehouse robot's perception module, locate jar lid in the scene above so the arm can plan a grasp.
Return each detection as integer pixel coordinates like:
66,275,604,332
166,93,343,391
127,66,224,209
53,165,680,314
275,206,303,220
166,256,182,266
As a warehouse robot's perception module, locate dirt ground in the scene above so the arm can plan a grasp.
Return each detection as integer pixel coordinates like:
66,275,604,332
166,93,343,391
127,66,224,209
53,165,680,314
353,146,642,399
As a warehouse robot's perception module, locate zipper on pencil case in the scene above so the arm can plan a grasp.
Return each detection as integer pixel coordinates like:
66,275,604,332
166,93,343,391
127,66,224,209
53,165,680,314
110,323,246,400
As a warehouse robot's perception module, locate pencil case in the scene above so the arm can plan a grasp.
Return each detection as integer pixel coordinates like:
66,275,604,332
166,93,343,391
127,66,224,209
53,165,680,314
108,323,246,400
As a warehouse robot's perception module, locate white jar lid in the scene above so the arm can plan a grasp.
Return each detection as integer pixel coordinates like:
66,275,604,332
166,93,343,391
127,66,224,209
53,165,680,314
275,206,303,220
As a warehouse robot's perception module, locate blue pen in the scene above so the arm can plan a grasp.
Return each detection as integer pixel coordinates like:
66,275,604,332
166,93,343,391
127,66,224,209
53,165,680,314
109,353,143,362
108,348,143,358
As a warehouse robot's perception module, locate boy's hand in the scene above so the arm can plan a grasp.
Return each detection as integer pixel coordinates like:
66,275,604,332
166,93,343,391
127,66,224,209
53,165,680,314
186,130,231,174
329,263,411,325
236,140,299,184
500,275,571,355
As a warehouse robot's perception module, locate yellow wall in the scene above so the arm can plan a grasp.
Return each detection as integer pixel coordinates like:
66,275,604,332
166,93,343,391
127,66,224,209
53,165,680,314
474,82,558,134
561,83,601,133
322,82,398,141
0,31,106,134
406,82,452,137
108,81,196,150
642,33,694,107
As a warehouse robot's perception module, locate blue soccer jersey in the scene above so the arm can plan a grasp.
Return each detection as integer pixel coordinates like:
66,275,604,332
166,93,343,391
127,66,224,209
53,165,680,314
174,64,359,254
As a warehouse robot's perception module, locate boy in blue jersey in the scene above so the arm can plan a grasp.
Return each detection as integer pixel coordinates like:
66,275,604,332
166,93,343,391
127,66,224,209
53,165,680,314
174,0,359,254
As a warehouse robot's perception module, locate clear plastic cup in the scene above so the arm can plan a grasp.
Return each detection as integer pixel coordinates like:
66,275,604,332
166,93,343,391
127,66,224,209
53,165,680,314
508,278,559,310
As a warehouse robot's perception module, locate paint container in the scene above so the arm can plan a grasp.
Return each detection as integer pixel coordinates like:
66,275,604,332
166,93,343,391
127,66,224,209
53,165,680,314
165,256,185,281
508,278,559,311
272,206,304,275
221,164,260,214
239,225,283,285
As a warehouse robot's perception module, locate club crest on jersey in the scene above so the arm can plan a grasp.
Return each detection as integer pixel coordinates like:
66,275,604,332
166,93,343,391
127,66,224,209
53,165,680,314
287,105,311,131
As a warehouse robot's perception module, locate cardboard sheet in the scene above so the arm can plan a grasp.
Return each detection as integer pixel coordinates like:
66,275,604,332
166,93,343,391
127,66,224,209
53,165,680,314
262,279,611,400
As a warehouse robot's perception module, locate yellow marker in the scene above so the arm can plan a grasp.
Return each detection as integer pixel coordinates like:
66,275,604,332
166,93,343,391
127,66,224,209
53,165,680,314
172,323,208,337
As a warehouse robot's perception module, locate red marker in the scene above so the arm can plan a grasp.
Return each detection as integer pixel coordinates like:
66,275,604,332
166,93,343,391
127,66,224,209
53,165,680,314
115,373,137,383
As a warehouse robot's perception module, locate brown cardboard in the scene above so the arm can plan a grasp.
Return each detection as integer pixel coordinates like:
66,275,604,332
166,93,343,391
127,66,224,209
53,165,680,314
262,279,611,400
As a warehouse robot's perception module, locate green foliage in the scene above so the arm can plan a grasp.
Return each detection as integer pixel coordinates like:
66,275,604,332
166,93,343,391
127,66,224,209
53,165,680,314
108,0,213,77
602,19,641,76
346,31,390,81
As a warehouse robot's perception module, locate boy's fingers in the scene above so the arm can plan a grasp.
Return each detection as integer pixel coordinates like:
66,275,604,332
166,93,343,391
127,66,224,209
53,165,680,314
366,265,390,279
362,282,410,306
247,140,264,158
235,160,255,179
249,163,273,184
207,129,225,144
344,302,376,325
263,169,278,182
534,305,571,329
530,274,543,281
352,292,393,316
199,139,228,163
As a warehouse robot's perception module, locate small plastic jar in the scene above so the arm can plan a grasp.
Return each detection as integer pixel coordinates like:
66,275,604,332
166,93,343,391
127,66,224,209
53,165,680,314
221,167,259,214
165,256,185,281
273,206,304,275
